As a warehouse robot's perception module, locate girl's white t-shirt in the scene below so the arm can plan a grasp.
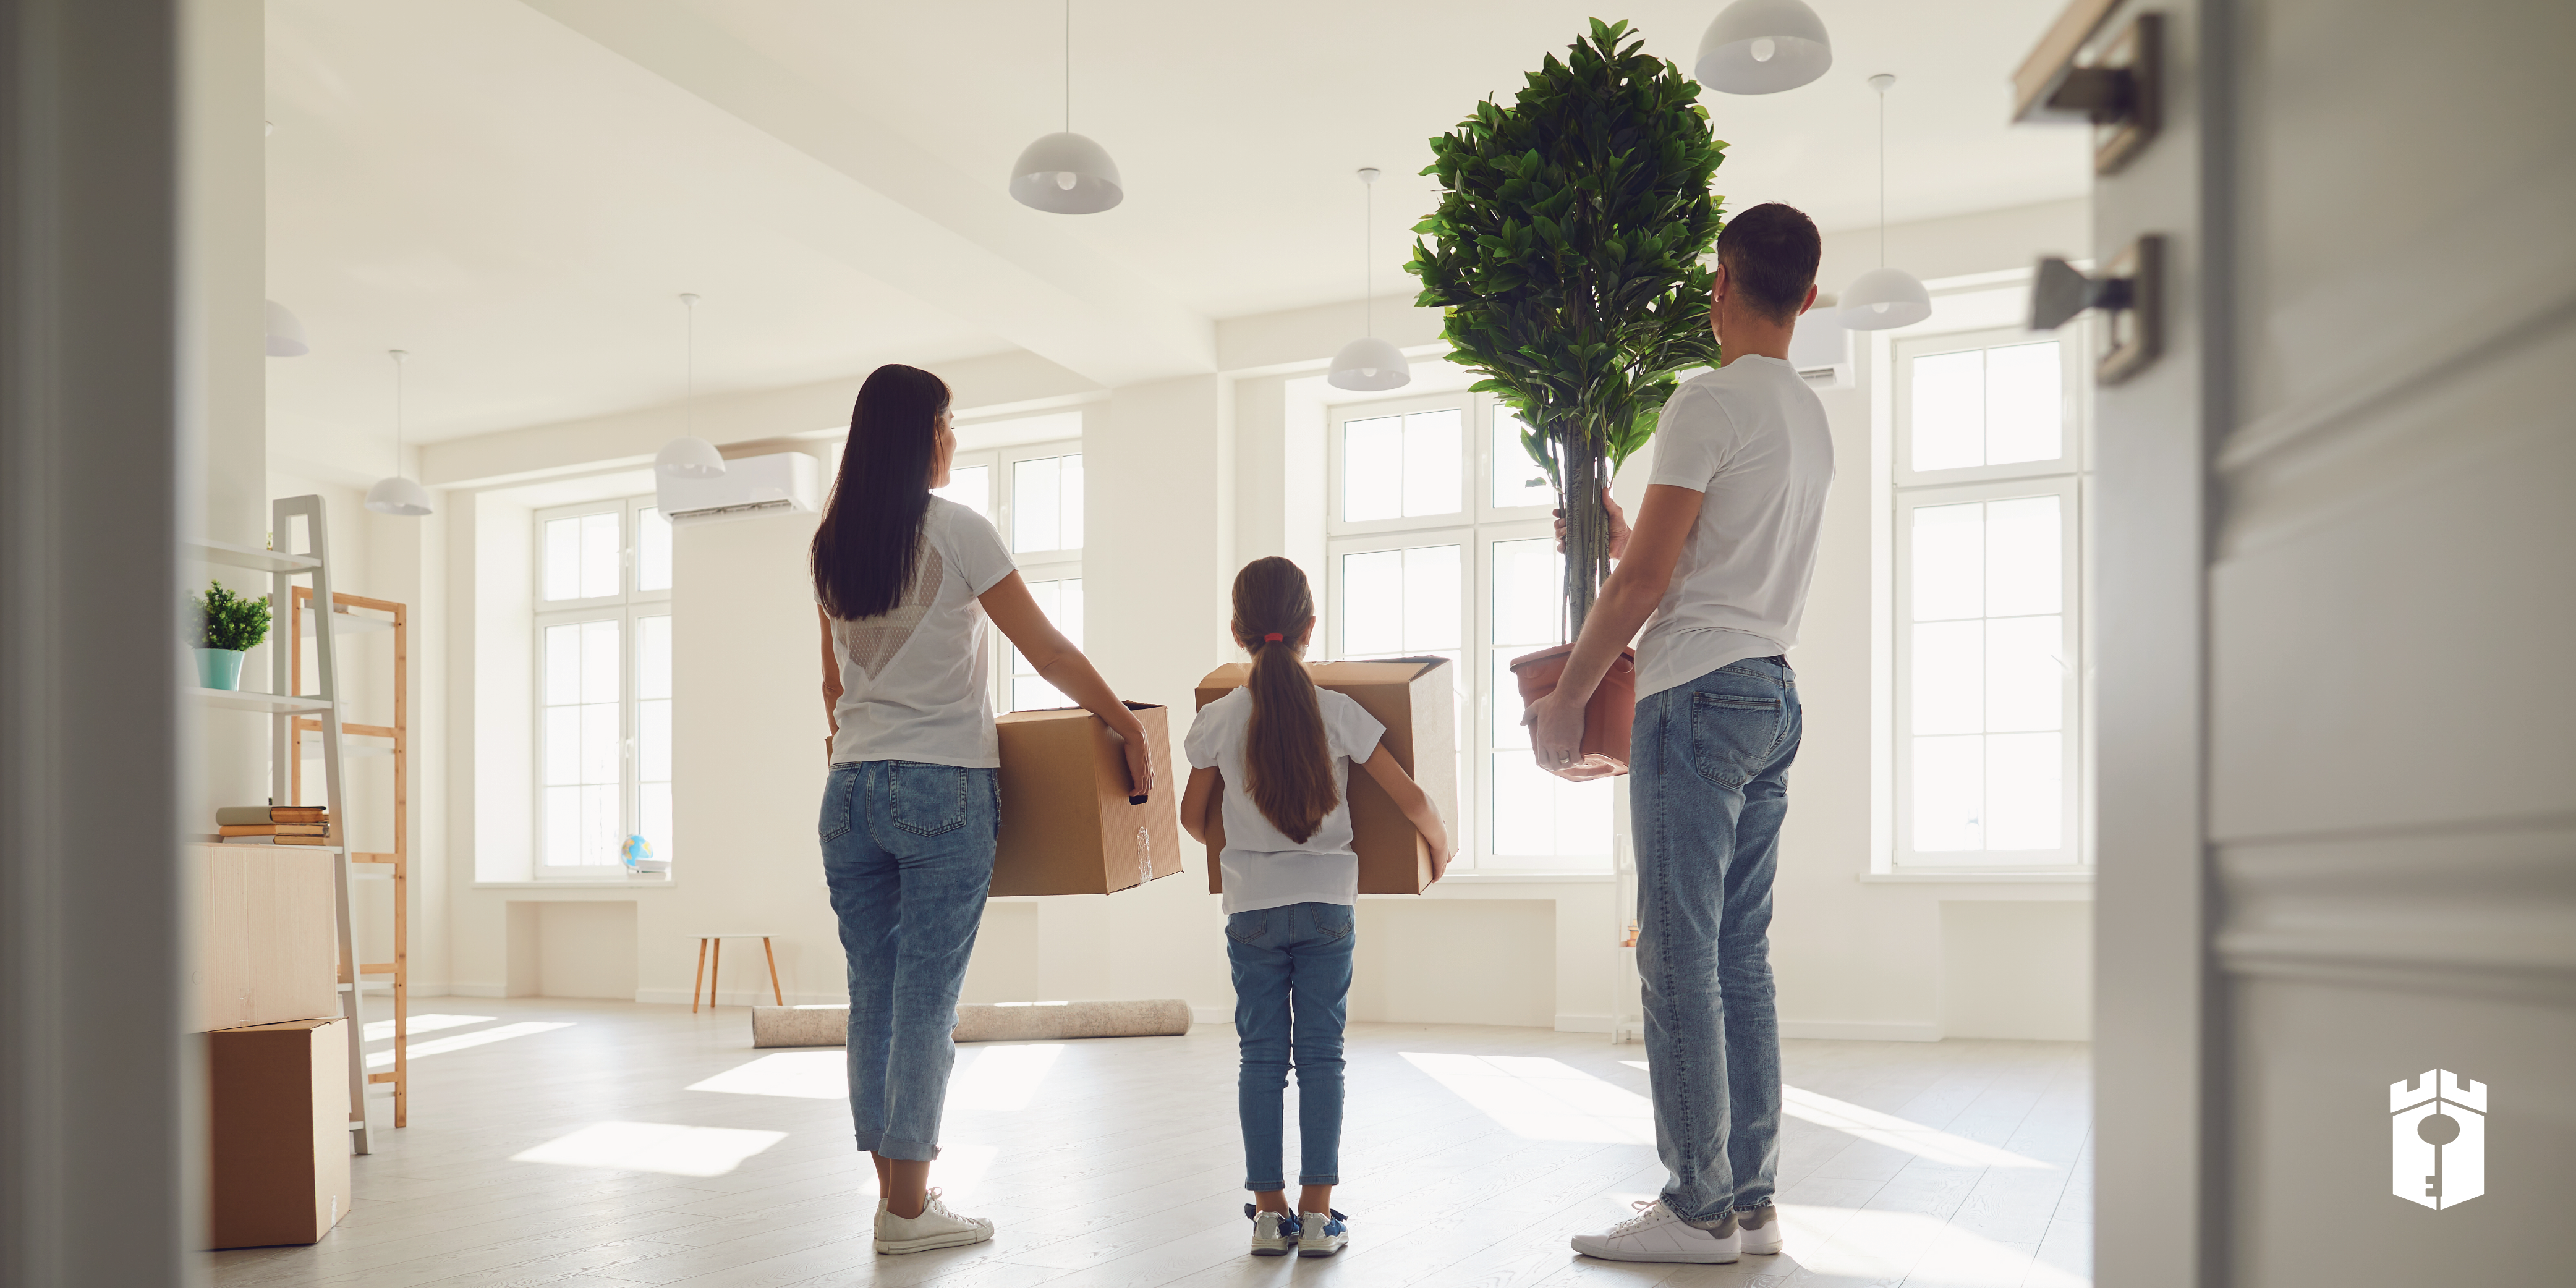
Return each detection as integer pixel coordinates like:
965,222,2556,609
1183,683,1387,915
823,497,1018,767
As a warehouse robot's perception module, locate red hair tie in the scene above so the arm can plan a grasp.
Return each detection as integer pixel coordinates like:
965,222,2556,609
1262,632,1284,643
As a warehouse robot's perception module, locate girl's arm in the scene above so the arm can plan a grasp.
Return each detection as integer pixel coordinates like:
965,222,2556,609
1358,745,1451,883
1180,767,1221,845
817,607,843,762
980,572,1157,799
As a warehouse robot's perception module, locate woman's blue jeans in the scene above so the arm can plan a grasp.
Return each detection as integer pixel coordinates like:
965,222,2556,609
1226,902,1354,1191
819,760,998,1161
1630,657,1801,1225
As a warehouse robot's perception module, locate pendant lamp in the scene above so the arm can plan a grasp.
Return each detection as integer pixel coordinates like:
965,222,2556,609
655,293,726,480
1694,0,1833,95
1328,168,1409,392
264,299,308,357
365,350,433,517
1010,1,1123,214
1840,74,1932,331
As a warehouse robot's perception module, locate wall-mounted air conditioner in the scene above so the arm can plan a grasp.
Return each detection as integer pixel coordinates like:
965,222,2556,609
1789,300,1855,388
658,451,822,526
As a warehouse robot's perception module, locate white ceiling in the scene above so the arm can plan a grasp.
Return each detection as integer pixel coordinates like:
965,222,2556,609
264,0,2089,472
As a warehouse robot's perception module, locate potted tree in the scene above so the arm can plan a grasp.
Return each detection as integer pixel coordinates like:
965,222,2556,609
192,579,271,690
1409,18,1727,776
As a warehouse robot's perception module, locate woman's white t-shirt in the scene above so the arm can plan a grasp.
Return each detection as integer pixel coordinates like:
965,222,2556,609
1183,683,1387,915
823,497,1018,767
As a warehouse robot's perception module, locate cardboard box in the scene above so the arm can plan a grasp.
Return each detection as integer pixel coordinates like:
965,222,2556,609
1192,656,1458,896
189,844,340,1032
992,702,1184,896
208,1018,351,1249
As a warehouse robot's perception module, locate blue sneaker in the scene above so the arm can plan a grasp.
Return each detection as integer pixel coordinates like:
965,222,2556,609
1246,1204,1299,1256
1297,1208,1350,1257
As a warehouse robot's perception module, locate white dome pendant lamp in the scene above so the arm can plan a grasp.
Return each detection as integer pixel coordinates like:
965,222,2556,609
1841,74,1932,331
1328,168,1410,392
1695,0,1833,95
365,350,434,517
264,299,308,357
655,293,726,480
1009,0,1123,214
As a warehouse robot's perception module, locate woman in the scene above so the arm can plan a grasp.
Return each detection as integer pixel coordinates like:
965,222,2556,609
812,363,1152,1255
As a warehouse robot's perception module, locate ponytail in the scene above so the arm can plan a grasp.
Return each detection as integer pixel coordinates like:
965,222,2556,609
1232,557,1336,843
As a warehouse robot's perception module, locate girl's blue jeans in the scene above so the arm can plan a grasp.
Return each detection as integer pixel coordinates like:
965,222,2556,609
1226,901,1354,1190
819,760,998,1161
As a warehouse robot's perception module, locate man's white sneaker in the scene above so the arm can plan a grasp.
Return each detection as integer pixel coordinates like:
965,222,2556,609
1296,1209,1350,1258
1736,1203,1783,1255
874,1188,995,1255
1245,1205,1299,1256
1570,1200,1740,1264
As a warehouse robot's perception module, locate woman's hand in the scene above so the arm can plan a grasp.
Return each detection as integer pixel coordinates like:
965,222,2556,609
1118,720,1157,800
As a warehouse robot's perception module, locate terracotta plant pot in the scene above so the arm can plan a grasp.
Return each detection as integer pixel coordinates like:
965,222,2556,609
1509,643,1638,779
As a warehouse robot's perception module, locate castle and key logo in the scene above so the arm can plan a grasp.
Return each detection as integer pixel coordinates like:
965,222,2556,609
2390,1069,2485,1210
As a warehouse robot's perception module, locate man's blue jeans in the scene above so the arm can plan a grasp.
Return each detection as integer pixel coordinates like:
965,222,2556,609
1226,902,1354,1191
1630,657,1801,1224
819,760,998,1161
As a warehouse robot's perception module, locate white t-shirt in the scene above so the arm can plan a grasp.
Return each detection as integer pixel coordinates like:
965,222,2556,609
1183,684,1387,915
1636,355,1836,699
823,497,1019,767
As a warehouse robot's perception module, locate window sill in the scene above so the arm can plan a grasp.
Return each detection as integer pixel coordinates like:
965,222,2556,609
1860,871,2094,884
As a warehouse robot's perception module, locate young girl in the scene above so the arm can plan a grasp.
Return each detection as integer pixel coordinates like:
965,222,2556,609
1180,557,1450,1259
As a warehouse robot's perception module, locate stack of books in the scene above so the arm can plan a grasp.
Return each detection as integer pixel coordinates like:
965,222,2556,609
216,805,333,845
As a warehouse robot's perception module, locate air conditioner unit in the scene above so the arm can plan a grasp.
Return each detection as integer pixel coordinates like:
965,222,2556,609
657,451,822,526
1788,301,1855,388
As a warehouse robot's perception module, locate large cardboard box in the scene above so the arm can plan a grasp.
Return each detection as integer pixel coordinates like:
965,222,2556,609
992,702,1184,896
208,1017,351,1249
1192,656,1457,896
189,843,340,1032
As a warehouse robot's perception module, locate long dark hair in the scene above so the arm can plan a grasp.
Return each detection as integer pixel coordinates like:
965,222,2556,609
1232,557,1337,843
811,364,951,619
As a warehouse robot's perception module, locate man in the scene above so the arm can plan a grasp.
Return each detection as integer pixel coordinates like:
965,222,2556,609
1534,202,1834,1265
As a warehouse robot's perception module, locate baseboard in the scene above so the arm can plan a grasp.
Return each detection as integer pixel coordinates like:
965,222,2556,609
1780,1019,1944,1042
634,988,848,1007
1190,1004,1231,1027
445,983,506,998
1553,1013,1613,1033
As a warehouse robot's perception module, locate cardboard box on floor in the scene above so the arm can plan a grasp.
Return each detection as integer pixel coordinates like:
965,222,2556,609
208,1017,351,1249
188,843,339,1032
992,701,1184,896
1192,656,1457,896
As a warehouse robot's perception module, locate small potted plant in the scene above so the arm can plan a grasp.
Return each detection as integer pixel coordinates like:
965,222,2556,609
192,580,271,690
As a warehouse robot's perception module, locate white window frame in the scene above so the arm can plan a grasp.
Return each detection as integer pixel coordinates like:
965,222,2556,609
1324,391,1612,873
530,496,673,880
941,437,1085,711
1889,323,2091,872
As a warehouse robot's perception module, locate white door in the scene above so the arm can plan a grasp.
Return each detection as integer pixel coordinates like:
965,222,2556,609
2081,1,2576,1284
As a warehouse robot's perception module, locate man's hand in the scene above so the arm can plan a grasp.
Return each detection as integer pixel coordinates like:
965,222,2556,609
1552,489,1631,562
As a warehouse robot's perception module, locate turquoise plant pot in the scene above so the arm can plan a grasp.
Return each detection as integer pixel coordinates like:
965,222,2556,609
194,648,245,690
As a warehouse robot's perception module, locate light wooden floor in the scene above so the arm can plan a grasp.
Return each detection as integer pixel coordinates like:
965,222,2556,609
208,998,2091,1288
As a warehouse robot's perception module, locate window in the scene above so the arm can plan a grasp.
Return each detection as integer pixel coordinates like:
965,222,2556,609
1327,393,1613,871
533,497,673,876
1892,326,2088,868
936,436,1084,711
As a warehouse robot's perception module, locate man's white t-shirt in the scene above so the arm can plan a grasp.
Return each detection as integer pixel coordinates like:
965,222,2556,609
823,497,1018,767
1636,354,1837,699
1183,684,1387,915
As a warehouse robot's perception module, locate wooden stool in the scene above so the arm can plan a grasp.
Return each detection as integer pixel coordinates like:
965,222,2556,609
689,934,783,1012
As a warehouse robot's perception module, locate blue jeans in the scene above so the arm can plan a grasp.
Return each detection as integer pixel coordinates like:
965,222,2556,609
819,760,999,1161
1630,657,1800,1224
1226,902,1354,1191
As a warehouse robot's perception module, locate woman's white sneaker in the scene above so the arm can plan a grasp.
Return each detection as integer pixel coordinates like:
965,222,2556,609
1246,1205,1299,1256
1736,1203,1783,1255
1296,1210,1350,1257
874,1188,995,1255
1570,1199,1741,1263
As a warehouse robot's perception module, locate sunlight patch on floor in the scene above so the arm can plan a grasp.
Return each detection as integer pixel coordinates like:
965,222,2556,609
511,1121,787,1177
363,1013,495,1043
1400,1052,1653,1143
945,1043,1064,1111
687,1051,844,1100
1769,1204,2089,1287
1617,1059,2051,1170
365,1020,573,1069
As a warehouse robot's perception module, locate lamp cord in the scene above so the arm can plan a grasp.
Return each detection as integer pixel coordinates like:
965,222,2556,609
685,295,695,438
1877,85,1887,270
1364,176,1373,338
391,351,405,479
1063,0,1071,133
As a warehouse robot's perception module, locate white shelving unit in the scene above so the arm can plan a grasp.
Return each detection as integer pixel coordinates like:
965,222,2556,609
184,496,374,1154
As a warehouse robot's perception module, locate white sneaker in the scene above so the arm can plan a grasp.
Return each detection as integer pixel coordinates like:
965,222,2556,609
1570,1199,1740,1263
1736,1203,1783,1255
874,1188,995,1255
1296,1209,1349,1258
1246,1205,1299,1256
